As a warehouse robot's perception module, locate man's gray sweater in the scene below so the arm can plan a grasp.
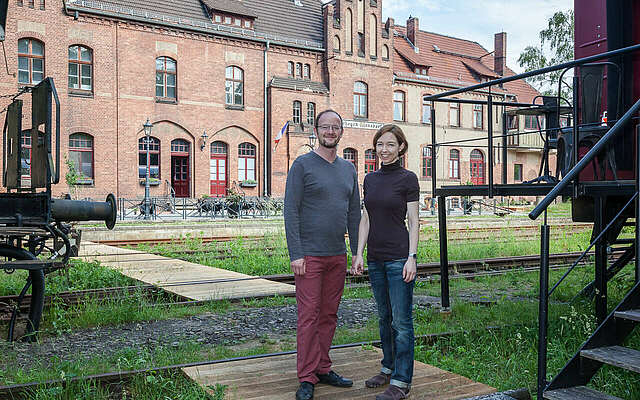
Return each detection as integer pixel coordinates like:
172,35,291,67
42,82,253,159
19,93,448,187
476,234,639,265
284,151,360,262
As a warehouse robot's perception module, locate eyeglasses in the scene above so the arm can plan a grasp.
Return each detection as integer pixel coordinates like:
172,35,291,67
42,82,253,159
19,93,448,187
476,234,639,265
317,125,342,132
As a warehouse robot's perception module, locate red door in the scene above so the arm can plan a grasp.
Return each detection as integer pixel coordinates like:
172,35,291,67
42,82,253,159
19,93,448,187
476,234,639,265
172,156,189,197
210,141,227,197
470,149,485,185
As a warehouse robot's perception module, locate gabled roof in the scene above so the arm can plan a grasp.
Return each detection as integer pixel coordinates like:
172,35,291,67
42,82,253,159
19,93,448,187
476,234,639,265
201,0,258,18
67,0,324,49
393,26,540,102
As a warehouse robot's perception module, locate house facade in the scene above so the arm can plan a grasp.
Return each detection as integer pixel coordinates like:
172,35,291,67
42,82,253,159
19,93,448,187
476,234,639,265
1,0,544,204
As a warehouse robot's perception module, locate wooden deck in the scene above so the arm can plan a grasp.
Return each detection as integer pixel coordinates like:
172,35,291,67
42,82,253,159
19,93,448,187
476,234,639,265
78,241,295,301
182,346,495,400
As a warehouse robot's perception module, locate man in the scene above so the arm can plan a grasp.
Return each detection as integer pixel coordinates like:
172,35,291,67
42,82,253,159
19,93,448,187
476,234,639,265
284,109,361,400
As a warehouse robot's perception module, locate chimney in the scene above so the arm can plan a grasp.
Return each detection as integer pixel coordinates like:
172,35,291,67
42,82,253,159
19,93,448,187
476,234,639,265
407,16,418,47
494,32,506,76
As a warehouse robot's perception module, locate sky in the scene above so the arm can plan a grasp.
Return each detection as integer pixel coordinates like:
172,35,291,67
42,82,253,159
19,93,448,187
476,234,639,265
379,0,573,73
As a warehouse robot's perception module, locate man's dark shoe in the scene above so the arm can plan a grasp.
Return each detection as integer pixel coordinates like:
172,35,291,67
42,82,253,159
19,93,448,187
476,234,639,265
317,370,353,387
296,382,314,400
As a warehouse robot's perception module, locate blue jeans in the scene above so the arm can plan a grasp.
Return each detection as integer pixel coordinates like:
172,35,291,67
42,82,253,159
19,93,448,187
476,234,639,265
368,259,415,388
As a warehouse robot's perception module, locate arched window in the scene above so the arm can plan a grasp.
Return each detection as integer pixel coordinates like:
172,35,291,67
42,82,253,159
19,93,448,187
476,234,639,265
382,44,389,60
18,38,44,84
393,91,405,121
357,0,364,32
69,133,94,182
334,35,341,52
156,57,177,99
171,139,190,153
470,149,485,185
345,8,353,53
419,96,432,124
138,136,160,179
238,142,256,182
293,101,302,124
295,62,302,78
369,14,377,57
225,66,243,106
68,45,92,92
287,61,294,77
343,148,357,171
364,149,377,173
449,149,460,179
354,81,368,118
303,64,310,79
306,102,316,125
449,98,460,127
421,147,432,178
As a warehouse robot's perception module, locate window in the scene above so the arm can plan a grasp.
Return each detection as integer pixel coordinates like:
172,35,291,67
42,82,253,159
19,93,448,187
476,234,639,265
449,99,460,127
364,149,377,173
473,104,483,129
69,133,94,182
68,45,92,92
171,139,189,153
234,18,241,26
345,8,353,53
369,14,377,57
306,102,315,125
421,147,432,178
422,96,432,124
514,163,523,181
525,115,540,130
224,16,232,24
449,149,459,179
507,114,519,130
357,0,364,32
21,131,31,178
225,66,243,106
393,91,405,121
244,20,251,28
293,101,302,124
214,15,221,23
295,62,302,78
334,35,340,52
238,142,256,181
303,64,310,79
156,57,176,99
138,136,160,179
382,44,389,60
287,61,294,77
343,148,357,170
18,38,44,85
354,81,368,118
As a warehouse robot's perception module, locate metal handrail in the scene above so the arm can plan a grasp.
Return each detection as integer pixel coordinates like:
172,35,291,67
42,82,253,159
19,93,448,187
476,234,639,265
529,97,640,220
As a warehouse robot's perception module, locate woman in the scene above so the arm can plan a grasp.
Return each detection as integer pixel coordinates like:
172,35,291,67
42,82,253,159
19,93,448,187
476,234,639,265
352,124,419,400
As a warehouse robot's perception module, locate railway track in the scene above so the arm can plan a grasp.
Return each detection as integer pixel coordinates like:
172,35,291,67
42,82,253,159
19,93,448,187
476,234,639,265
92,223,592,247
0,250,614,319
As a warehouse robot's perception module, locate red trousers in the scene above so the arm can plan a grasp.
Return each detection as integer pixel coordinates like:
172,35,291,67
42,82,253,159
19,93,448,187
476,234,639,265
295,254,347,383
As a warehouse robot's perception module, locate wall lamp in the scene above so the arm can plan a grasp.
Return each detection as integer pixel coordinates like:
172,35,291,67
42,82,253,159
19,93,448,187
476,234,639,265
200,130,208,151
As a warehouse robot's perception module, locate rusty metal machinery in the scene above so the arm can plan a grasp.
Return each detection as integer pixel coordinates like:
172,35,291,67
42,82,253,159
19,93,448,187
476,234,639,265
0,78,116,341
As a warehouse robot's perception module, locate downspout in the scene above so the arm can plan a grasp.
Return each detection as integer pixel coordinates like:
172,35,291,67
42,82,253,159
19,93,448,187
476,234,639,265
263,41,269,197
115,22,120,197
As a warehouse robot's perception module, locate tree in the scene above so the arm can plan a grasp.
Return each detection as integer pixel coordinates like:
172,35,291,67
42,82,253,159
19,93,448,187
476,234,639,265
518,10,574,98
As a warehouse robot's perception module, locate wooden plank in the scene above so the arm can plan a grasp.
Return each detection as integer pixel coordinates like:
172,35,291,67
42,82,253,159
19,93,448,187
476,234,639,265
614,309,640,322
580,346,640,373
77,241,295,301
183,347,495,400
544,386,622,400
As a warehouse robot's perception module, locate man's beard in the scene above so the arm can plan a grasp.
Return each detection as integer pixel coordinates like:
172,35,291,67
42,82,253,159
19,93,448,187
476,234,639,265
319,135,341,148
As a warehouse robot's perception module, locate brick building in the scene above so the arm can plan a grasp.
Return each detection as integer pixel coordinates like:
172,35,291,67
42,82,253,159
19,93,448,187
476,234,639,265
1,0,543,202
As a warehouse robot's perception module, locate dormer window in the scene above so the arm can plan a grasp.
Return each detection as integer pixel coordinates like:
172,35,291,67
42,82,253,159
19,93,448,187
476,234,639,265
202,1,256,30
